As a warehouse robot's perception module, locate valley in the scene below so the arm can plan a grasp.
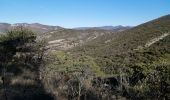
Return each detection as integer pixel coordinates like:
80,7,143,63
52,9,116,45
0,15,170,100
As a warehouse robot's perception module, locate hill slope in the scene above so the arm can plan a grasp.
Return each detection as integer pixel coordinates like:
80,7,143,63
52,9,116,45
42,29,115,50
70,15,170,76
72,15,170,57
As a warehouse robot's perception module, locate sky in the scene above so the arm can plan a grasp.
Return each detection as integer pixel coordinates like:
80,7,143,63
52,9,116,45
0,0,170,28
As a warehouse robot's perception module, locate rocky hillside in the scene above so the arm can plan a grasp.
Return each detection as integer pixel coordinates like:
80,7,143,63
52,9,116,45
42,29,115,51
0,15,170,100
43,15,170,99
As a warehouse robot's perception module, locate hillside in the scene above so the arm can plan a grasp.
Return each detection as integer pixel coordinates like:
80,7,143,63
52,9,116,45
42,29,115,50
44,15,170,99
72,15,170,57
68,15,170,79
0,15,169,100
66,15,170,99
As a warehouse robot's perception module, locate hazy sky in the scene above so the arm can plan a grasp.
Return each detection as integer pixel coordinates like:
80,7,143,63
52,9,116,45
0,0,170,28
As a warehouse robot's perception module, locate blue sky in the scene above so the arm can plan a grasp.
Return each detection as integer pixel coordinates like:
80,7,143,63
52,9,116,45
0,0,170,28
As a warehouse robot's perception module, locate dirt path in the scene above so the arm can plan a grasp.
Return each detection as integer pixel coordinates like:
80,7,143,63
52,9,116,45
144,33,169,47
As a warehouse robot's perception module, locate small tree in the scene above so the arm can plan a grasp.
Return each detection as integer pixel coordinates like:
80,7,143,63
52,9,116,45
0,26,45,100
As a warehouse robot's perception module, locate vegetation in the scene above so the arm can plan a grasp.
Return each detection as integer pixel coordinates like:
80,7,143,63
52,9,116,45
70,15,170,99
0,26,52,100
0,15,170,100
41,51,104,99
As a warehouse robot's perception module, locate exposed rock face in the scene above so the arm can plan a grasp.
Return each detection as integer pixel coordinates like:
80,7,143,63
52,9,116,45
135,33,169,50
42,29,116,51
46,39,78,51
145,33,169,47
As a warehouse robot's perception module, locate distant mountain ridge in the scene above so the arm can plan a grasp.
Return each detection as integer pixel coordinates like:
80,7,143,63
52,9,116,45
74,25,132,32
0,23,11,32
0,23,63,34
0,23,132,33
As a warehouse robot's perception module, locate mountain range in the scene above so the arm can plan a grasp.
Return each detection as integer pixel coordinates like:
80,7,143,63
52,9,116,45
0,15,170,99
0,23,131,33
0,23,63,34
0,23,132,51
73,25,132,32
